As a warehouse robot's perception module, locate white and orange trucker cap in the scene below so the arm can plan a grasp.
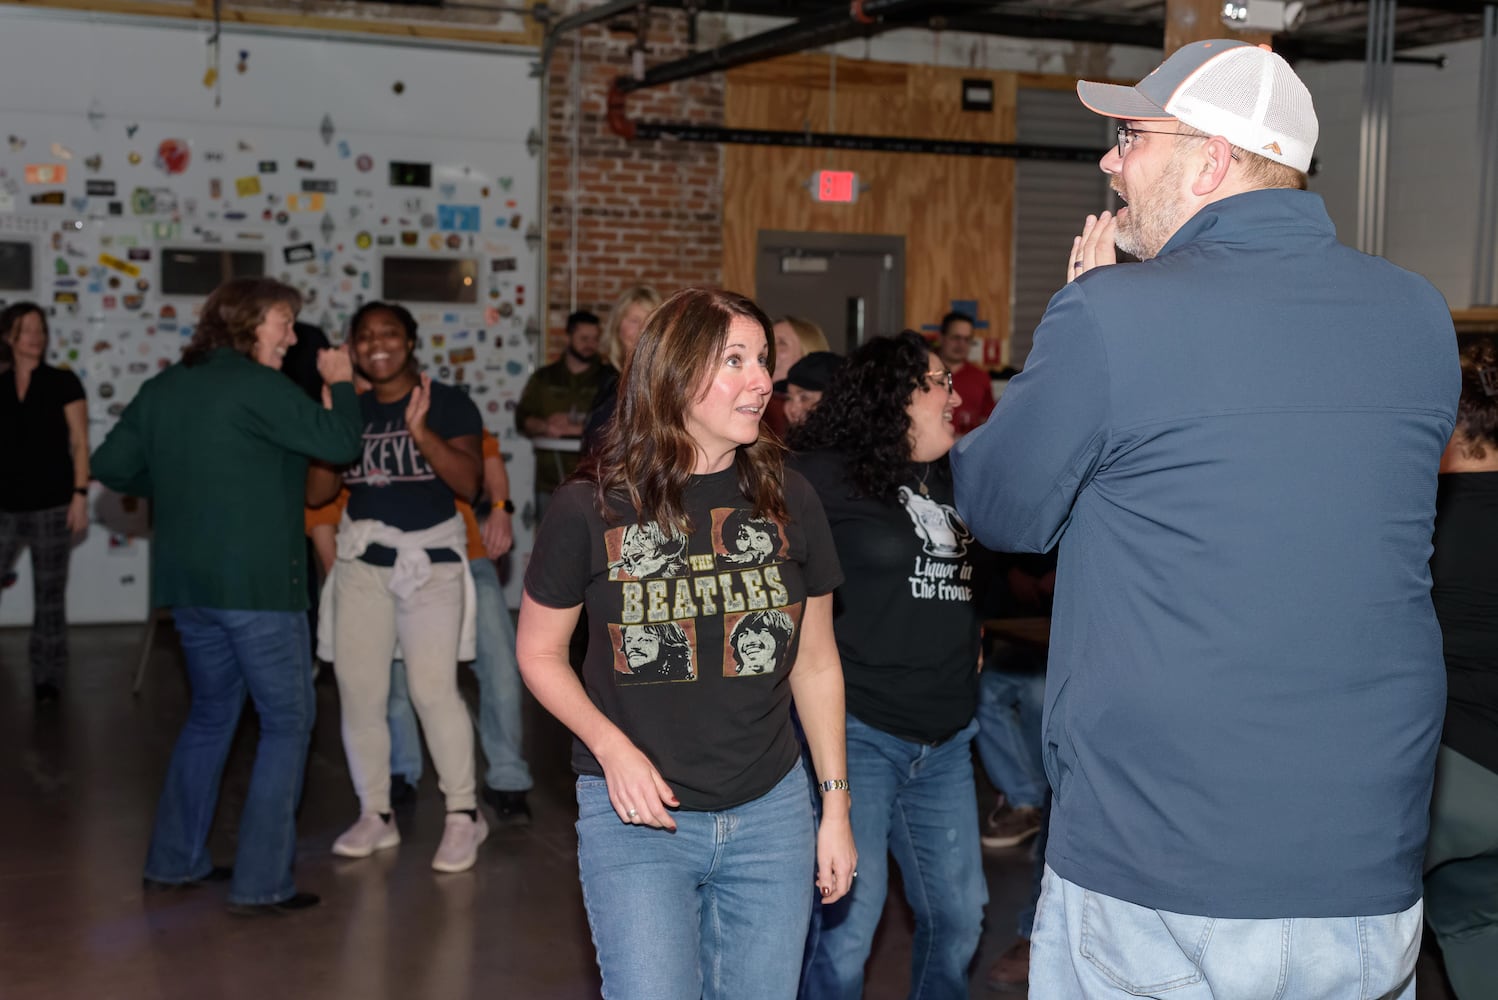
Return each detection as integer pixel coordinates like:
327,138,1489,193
1076,39,1318,173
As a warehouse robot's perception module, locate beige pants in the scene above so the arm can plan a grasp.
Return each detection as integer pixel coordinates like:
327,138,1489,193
332,558,475,813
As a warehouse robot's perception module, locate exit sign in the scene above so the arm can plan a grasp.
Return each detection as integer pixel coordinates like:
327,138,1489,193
812,170,858,203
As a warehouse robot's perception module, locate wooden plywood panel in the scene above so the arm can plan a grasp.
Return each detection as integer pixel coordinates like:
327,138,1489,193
724,55,1015,348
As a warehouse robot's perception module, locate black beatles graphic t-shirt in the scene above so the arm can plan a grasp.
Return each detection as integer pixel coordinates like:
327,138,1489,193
791,449,993,744
525,466,842,810
344,380,482,566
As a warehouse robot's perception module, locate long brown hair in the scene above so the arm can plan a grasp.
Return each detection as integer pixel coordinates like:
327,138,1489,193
583,287,786,533
182,278,301,367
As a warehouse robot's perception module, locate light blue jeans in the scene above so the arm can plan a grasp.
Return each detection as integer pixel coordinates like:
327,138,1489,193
1029,865,1422,999
145,608,314,906
388,557,532,792
974,643,1048,810
801,714,987,999
576,762,815,1000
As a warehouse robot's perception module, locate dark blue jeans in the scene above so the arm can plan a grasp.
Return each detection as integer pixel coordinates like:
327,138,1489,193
144,608,315,905
802,715,987,999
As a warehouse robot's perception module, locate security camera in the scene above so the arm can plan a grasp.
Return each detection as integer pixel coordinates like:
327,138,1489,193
1222,0,1305,30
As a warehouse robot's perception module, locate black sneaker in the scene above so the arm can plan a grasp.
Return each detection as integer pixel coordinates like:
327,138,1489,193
390,775,418,807
228,892,321,917
483,788,532,827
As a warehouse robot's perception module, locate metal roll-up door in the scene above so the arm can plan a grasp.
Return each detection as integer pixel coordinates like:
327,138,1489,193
1011,88,1115,369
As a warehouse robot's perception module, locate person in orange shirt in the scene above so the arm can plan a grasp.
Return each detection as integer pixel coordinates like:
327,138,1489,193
308,429,534,824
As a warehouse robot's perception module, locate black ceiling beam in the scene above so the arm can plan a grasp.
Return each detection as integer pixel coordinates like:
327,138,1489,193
614,0,1004,93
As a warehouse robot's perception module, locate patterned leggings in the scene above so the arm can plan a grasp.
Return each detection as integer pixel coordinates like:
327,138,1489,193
0,506,73,686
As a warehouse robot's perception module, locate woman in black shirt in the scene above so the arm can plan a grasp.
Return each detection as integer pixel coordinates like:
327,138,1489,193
1425,334,1498,999
790,330,991,999
0,303,89,704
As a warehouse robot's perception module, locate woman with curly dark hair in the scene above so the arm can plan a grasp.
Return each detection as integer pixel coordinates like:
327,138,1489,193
517,286,856,999
1425,334,1498,999
789,329,992,998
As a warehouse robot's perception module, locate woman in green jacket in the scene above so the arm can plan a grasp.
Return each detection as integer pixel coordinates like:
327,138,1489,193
92,278,362,915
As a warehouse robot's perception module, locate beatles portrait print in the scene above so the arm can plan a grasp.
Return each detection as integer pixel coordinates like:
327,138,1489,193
608,621,698,684
603,509,798,687
722,604,802,678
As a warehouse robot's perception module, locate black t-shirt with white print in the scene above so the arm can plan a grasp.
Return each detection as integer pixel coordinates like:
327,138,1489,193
344,379,481,566
790,449,993,745
524,466,843,811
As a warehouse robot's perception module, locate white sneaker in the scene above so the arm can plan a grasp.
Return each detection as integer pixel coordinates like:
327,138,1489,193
431,812,489,873
332,813,400,858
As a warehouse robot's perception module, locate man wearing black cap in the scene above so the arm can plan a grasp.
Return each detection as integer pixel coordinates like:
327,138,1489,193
953,40,1457,997
782,351,842,429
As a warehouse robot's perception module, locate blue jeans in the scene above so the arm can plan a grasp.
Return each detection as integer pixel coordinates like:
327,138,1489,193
974,643,1047,810
145,608,315,906
388,557,532,791
1030,865,1422,999
802,715,987,999
576,762,815,1000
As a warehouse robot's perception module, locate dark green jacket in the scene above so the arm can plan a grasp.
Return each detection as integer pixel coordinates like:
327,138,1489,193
92,349,363,611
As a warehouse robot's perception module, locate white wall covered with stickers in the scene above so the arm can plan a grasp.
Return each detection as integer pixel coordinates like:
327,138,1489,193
0,8,543,624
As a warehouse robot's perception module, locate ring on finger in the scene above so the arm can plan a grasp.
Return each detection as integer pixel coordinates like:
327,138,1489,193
1073,260,1085,269
627,808,639,819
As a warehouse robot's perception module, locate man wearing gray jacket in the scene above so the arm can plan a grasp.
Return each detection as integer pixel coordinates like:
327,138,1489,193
953,40,1458,998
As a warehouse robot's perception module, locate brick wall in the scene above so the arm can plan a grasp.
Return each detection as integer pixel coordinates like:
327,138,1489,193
545,9,724,360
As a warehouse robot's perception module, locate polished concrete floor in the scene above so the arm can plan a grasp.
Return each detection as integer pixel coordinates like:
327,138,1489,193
0,624,1458,1000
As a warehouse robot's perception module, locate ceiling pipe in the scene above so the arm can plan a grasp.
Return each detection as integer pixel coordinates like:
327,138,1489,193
613,0,1002,93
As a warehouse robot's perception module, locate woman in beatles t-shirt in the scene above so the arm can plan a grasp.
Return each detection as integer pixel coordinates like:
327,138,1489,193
518,288,857,999
790,331,992,997
306,302,487,874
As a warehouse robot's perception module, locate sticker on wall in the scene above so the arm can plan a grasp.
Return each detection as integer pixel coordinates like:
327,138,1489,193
399,231,417,246
427,234,443,250
355,154,373,173
302,179,336,195
98,253,141,278
129,188,156,215
24,164,67,184
86,179,116,197
258,160,278,174
337,140,350,159
155,139,191,175
295,158,315,171
355,231,372,249
438,204,480,232
84,154,103,172
237,49,249,74
445,234,461,250
499,176,512,191
236,176,261,197
284,242,314,264
450,346,476,365
30,190,65,205
320,214,335,242
491,257,517,272
319,114,335,146
127,152,141,165
7,134,25,152
209,178,222,199
128,248,152,261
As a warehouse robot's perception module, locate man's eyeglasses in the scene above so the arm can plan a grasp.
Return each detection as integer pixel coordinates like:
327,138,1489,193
1115,124,1240,161
924,369,954,393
